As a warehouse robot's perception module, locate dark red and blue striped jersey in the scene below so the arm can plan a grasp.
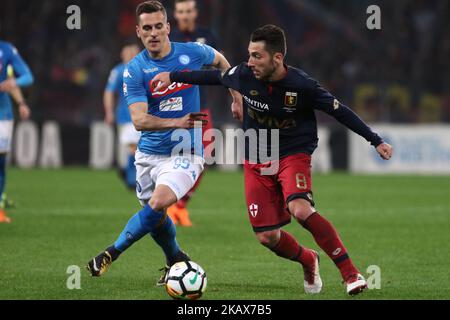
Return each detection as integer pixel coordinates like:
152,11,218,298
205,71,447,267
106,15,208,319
219,63,383,161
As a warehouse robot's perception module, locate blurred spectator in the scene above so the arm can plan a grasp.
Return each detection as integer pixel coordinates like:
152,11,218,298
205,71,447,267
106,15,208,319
0,0,448,125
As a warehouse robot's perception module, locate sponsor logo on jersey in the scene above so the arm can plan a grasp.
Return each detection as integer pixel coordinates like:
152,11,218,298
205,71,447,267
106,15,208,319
150,81,193,97
284,92,298,107
247,108,297,129
159,97,183,112
143,67,159,73
249,203,258,218
179,55,191,65
243,95,269,111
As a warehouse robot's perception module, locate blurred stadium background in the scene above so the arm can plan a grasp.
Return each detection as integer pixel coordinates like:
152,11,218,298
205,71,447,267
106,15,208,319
1,0,449,300
1,0,449,170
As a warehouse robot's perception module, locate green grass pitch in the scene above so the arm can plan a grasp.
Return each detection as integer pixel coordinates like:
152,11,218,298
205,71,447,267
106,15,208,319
1,168,449,300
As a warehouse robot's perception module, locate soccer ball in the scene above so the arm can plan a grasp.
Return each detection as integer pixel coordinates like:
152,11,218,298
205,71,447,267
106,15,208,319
165,261,207,300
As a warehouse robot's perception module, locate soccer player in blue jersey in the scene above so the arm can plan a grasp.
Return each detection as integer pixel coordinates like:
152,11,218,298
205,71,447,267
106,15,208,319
153,25,393,295
87,1,240,285
104,42,141,190
0,40,33,223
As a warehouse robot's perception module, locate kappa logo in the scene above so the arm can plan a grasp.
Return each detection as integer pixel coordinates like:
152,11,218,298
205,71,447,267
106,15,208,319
333,99,340,110
123,68,132,78
228,66,238,75
249,203,258,218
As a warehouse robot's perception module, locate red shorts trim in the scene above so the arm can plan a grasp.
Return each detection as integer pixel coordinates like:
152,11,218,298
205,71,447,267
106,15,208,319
244,153,313,231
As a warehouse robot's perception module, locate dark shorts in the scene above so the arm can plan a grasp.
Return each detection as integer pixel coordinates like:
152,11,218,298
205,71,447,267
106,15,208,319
244,153,314,232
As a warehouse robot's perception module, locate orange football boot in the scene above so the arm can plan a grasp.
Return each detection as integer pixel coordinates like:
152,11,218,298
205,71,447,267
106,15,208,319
176,207,193,227
0,209,11,223
166,204,179,225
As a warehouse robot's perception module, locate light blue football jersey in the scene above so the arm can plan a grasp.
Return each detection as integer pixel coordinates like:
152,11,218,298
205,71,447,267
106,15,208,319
105,63,131,125
123,42,215,156
0,41,33,120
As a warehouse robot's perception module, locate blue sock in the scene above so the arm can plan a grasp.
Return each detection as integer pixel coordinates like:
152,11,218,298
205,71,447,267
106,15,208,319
113,204,180,262
125,154,136,189
0,155,6,200
114,204,161,252
150,215,180,263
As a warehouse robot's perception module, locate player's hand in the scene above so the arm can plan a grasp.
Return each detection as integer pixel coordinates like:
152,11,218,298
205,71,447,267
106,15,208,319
177,112,208,129
152,72,171,92
18,103,31,120
229,89,243,122
231,101,243,122
0,78,17,92
376,142,393,160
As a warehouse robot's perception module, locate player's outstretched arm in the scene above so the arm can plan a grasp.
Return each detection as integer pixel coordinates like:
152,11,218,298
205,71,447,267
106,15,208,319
152,70,223,92
211,49,243,121
211,49,230,73
129,102,207,131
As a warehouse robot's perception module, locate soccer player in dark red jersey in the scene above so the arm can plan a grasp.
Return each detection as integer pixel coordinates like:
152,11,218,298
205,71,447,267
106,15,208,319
166,0,223,226
153,24,393,295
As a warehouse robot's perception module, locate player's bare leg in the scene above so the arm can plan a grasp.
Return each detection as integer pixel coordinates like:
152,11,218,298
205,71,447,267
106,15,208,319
167,174,203,227
289,198,367,295
255,229,322,294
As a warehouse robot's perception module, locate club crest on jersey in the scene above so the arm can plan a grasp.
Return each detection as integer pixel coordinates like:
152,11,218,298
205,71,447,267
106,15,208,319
284,92,298,107
249,203,258,218
179,55,191,65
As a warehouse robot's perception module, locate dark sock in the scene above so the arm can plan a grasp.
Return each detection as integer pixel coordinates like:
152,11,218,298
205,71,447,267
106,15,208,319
269,230,315,266
302,212,359,280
